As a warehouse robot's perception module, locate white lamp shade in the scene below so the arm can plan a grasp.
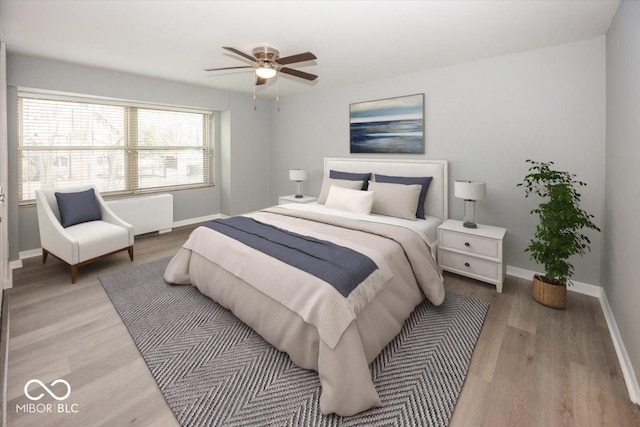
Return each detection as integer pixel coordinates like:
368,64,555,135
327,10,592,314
289,169,309,182
256,67,277,79
454,180,486,200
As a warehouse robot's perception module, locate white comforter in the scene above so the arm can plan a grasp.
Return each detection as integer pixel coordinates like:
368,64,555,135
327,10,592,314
164,205,444,416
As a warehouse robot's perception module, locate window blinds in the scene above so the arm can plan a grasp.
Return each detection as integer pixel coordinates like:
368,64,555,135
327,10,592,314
17,95,213,203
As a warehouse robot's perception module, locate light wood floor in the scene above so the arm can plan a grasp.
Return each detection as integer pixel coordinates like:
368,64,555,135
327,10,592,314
3,224,639,426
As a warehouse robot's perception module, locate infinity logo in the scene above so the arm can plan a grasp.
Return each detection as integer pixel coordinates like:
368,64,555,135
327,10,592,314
24,379,71,401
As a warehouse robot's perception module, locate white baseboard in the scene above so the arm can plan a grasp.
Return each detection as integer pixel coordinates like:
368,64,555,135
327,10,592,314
599,291,640,404
17,249,41,263
507,264,639,405
4,258,28,289
2,263,14,290
14,215,223,266
506,265,602,297
14,215,223,264
172,214,222,228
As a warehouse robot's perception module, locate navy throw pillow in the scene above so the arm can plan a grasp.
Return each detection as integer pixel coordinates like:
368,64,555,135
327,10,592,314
374,175,433,219
329,170,372,190
55,188,102,228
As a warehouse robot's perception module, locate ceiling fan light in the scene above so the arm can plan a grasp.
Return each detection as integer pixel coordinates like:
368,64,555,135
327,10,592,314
256,67,277,79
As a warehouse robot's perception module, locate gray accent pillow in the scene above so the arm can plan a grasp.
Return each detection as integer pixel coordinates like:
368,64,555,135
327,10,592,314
329,170,372,190
368,181,422,220
374,174,433,219
55,188,102,228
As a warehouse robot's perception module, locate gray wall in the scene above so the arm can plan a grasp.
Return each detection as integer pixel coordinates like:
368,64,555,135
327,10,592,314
270,37,606,286
9,38,609,288
6,54,271,256
221,92,271,216
603,0,640,393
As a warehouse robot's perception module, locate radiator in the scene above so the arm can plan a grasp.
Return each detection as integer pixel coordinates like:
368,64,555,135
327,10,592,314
107,194,173,236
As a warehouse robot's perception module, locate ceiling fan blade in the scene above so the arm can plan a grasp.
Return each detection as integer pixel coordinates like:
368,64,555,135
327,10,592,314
276,52,317,65
280,67,318,81
255,76,267,86
204,65,253,72
222,46,258,63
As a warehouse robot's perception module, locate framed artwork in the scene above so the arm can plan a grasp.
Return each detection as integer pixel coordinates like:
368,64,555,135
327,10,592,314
349,93,425,154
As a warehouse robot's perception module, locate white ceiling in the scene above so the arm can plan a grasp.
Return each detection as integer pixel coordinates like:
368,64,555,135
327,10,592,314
0,0,620,97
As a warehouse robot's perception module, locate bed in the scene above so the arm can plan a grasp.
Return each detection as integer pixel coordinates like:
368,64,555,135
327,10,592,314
164,158,448,416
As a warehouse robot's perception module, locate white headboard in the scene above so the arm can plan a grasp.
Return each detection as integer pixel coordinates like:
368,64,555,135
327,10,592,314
324,158,448,220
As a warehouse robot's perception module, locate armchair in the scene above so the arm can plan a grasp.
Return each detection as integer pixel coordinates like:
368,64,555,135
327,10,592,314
35,186,134,283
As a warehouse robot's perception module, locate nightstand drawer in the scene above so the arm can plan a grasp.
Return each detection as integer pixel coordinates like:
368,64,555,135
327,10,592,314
439,250,501,282
440,230,500,259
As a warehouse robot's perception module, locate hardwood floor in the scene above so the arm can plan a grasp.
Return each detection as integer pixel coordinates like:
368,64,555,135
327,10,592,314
3,225,639,426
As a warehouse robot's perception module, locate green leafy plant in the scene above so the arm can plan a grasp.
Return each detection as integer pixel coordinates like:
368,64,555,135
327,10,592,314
518,160,600,286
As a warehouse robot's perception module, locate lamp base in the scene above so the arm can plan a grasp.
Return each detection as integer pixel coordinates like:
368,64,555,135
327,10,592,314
463,200,477,228
294,181,304,199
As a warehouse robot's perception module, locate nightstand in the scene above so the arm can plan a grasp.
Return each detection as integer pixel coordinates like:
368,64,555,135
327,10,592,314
437,219,507,292
278,195,318,205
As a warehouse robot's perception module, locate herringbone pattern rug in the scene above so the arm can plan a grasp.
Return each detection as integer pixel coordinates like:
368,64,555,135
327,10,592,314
100,257,489,426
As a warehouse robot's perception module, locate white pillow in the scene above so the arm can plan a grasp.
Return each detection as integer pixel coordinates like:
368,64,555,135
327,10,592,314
325,185,374,214
317,177,365,204
368,181,421,220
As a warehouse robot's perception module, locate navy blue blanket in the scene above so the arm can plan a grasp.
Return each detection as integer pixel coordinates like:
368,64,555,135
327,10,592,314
205,216,378,297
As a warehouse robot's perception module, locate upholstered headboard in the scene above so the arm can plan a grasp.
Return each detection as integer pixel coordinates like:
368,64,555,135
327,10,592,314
324,158,448,220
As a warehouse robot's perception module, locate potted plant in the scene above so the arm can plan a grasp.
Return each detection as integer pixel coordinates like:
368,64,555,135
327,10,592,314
518,160,600,309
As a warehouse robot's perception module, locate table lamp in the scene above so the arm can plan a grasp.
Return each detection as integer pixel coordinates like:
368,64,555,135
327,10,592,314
289,169,309,198
454,180,486,228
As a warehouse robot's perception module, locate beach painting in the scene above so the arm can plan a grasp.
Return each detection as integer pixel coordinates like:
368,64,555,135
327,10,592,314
350,94,424,154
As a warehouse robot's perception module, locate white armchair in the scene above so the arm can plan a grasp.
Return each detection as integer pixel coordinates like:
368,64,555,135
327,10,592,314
35,185,134,283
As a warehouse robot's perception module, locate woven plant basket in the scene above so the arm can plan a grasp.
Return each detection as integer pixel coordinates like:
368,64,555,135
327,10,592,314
532,274,567,309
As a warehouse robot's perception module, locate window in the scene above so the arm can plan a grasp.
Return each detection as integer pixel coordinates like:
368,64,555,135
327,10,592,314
17,94,213,204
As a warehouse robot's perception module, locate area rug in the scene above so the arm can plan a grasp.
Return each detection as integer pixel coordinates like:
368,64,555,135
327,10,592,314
100,257,489,426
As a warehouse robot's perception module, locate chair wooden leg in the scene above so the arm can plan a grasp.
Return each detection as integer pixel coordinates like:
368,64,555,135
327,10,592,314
70,265,78,284
42,249,48,264
128,246,134,261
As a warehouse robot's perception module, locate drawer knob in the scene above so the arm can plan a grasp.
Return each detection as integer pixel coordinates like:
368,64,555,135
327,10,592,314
464,242,470,247
464,262,470,267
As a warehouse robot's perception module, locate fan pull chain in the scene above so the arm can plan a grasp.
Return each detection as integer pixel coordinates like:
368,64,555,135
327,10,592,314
276,74,280,112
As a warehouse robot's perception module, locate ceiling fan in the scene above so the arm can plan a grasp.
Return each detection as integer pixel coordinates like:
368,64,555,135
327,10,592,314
205,46,318,86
